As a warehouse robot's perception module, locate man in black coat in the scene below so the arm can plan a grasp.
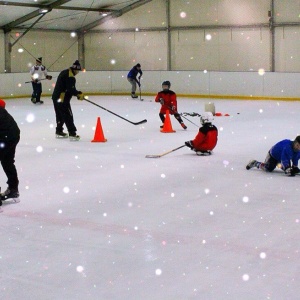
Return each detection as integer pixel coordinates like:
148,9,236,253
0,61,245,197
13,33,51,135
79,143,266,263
0,99,20,205
52,60,84,141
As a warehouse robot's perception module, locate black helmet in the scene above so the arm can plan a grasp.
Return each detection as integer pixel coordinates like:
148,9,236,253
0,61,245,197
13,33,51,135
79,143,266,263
162,81,171,88
294,135,300,143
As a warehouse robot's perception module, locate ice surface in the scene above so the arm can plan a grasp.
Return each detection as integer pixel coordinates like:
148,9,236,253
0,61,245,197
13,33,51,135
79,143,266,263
1,96,299,299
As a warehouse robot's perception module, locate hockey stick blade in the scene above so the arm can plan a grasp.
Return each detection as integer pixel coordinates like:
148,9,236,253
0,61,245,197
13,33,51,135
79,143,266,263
145,145,186,158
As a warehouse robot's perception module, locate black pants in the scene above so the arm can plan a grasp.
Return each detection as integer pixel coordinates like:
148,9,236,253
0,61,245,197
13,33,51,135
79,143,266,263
0,137,20,190
159,112,184,124
31,82,42,102
52,98,77,134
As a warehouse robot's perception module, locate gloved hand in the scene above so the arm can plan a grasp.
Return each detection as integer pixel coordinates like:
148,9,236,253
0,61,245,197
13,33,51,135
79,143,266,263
77,92,84,100
285,167,296,177
138,76,141,80
33,79,39,83
185,141,194,150
292,166,300,174
171,105,177,112
46,75,52,80
137,81,141,87
159,98,164,105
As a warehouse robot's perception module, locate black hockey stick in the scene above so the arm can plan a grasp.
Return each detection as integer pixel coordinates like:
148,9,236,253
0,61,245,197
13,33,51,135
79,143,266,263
168,106,199,127
146,145,186,158
84,98,147,125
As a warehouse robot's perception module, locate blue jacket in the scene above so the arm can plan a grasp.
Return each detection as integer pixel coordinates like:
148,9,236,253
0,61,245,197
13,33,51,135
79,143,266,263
127,66,142,81
270,139,300,169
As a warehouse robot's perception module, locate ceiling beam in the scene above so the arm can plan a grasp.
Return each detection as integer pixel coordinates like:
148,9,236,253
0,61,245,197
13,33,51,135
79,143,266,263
0,1,114,13
2,0,72,32
78,0,153,33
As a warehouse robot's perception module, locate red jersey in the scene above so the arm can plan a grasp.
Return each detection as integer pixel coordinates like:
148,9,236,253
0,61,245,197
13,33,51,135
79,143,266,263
155,90,177,114
192,123,218,151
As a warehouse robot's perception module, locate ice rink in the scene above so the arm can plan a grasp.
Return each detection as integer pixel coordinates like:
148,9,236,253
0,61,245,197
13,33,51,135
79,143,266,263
1,95,300,300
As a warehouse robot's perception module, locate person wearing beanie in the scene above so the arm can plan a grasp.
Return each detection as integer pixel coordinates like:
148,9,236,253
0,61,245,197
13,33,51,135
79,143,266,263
51,60,85,141
127,63,143,98
246,136,300,176
0,99,21,205
29,57,52,104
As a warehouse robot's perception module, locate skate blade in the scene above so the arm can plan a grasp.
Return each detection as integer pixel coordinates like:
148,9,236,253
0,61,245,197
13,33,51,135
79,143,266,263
69,136,80,141
56,134,69,139
1,197,20,203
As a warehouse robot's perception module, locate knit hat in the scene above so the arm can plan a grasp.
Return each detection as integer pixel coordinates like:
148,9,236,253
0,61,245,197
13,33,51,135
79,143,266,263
295,136,300,144
0,99,6,108
36,57,42,63
136,63,141,68
71,60,82,70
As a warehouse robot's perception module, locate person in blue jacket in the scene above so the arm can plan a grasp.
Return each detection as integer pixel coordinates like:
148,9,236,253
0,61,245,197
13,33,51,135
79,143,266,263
246,136,300,176
127,63,142,98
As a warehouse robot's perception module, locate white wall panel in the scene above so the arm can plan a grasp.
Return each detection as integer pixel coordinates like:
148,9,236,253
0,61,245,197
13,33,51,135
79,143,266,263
170,0,269,26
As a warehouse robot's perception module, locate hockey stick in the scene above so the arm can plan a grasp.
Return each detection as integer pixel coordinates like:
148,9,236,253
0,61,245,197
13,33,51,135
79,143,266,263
25,77,56,84
168,106,199,127
145,145,186,158
138,83,143,101
84,98,147,125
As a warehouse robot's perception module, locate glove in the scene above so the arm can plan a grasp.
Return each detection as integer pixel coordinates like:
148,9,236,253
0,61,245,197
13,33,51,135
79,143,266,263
171,106,177,112
77,92,84,101
185,141,194,150
292,166,300,174
33,79,39,83
46,75,52,80
284,167,296,177
138,76,141,80
137,81,141,87
159,98,164,105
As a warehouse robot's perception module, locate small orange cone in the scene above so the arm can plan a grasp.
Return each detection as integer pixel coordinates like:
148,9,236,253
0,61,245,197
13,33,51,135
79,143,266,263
161,110,176,133
91,117,107,142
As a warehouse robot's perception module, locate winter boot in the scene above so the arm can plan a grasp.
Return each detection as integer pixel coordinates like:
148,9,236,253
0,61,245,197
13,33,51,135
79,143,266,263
246,160,258,170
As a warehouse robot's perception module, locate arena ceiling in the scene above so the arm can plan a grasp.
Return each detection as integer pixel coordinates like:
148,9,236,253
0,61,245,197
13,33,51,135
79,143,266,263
0,0,152,32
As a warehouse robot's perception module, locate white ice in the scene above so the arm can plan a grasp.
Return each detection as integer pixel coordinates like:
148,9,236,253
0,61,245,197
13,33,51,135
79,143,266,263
1,96,299,300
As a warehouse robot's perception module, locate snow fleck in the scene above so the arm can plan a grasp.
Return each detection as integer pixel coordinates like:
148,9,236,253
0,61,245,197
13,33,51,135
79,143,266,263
36,146,43,153
63,187,70,193
223,160,229,166
155,269,162,276
259,109,263,113
128,202,133,207
242,196,249,203
134,226,138,231
76,266,84,273
120,164,125,169
260,252,266,259
258,68,265,76
180,11,187,18
58,209,62,214
242,274,250,281
103,213,107,217
204,188,210,194
26,113,35,123
209,211,214,216
161,174,166,178
171,193,175,197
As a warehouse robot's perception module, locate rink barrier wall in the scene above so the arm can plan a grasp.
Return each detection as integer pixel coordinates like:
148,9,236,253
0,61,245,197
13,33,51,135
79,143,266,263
1,71,300,100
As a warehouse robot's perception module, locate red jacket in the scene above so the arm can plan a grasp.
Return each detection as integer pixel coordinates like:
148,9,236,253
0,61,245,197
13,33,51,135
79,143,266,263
155,90,177,114
192,123,218,151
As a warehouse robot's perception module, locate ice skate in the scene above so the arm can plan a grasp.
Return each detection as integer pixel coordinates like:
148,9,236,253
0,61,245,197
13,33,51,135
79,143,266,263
246,159,258,170
69,133,80,141
56,131,68,138
196,150,212,156
31,97,36,104
0,188,20,203
131,92,138,99
181,123,187,130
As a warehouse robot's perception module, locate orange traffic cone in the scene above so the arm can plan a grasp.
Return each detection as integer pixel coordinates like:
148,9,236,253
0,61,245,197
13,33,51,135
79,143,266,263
91,117,107,142
161,110,176,133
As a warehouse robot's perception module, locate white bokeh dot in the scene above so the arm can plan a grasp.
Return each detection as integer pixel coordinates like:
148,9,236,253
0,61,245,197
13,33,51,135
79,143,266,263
76,266,84,273
242,196,249,203
26,113,35,123
155,269,162,276
161,174,166,178
36,146,43,153
63,187,70,193
242,274,250,281
260,252,266,259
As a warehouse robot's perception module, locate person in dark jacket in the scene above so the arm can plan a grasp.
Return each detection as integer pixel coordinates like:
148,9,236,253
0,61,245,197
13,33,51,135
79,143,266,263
127,63,142,98
52,60,84,141
0,99,20,204
155,80,187,129
185,112,218,155
246,136,300,176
